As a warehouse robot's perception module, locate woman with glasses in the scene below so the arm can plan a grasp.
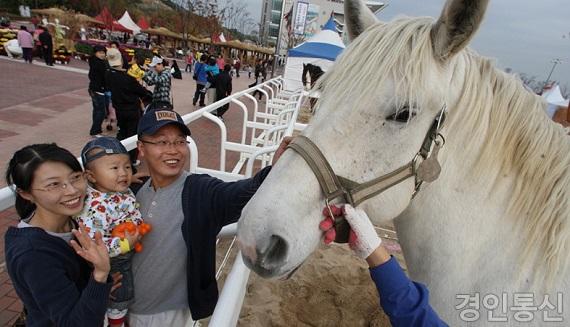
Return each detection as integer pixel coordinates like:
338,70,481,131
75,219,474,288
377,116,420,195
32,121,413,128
5,143,114,326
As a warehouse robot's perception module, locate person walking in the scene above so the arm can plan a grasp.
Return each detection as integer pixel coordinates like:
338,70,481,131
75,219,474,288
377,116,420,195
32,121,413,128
88,45,109,137
234,58,241,78
17,26,34,63
38,26,53,66
215,64,233,119
192,55,207,107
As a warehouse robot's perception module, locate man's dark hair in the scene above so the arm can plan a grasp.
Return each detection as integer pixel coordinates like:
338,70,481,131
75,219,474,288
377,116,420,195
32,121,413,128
109,41,120,48
224,64,231,72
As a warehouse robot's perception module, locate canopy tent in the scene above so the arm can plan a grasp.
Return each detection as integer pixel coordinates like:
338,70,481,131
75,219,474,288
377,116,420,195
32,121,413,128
118,11,141,35
543,84,569,118
283,16,345,90
137,17,150,30
95,7,132,33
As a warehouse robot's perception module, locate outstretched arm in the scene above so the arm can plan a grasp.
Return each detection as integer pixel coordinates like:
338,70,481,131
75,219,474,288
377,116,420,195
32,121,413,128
320,205,448,327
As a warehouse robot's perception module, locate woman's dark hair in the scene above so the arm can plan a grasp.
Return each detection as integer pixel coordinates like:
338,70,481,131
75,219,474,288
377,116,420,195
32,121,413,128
208,57,216,66
6,144,82,218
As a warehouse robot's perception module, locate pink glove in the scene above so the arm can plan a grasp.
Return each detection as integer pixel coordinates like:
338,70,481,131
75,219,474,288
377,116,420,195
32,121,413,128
319,204,382,259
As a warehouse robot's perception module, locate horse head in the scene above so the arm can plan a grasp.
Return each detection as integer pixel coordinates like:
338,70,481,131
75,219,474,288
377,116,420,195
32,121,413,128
238,0,490,278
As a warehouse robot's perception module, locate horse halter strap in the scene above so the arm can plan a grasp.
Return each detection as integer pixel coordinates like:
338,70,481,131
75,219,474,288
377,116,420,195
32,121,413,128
287,108,447,242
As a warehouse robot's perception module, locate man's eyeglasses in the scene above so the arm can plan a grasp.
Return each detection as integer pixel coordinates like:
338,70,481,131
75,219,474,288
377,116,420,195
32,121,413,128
140,139,190,148
32,172,86,192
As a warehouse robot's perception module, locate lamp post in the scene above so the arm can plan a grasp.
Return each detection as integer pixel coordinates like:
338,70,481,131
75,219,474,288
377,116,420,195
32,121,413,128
545,58,563,86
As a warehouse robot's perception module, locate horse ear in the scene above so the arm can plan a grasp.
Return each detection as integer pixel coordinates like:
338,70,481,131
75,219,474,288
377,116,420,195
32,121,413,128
431,0,490,61
344,0,378,42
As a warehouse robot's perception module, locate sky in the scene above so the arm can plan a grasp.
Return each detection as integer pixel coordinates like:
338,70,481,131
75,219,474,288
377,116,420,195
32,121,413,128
245,0,570,87
378,0,570,88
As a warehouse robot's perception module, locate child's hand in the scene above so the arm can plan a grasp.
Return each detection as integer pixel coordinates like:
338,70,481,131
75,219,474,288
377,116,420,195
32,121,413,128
124,228,141,249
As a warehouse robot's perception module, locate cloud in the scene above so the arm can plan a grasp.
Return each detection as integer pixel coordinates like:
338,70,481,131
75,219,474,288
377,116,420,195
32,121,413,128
378,0,570,86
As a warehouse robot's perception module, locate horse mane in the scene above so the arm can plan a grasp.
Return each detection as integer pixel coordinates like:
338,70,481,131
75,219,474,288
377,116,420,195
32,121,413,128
448,50,570,281
317,16,570,280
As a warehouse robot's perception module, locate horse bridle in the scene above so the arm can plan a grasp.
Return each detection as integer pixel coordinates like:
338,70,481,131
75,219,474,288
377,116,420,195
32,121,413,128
287,107,447,243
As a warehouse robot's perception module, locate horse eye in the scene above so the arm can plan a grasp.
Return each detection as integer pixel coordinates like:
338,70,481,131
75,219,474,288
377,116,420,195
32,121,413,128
386,107,416,122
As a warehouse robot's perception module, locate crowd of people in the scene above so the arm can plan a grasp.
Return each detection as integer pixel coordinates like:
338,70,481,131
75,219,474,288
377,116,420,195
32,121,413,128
85,43,266,140
15,24,54,65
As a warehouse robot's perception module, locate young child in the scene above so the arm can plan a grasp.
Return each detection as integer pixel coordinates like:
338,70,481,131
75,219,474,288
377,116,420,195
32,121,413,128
74,137,144,327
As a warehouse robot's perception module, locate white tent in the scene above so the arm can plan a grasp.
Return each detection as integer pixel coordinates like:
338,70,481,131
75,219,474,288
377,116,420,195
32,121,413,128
118,11,141,35
542,84,569,118
283,16,345,91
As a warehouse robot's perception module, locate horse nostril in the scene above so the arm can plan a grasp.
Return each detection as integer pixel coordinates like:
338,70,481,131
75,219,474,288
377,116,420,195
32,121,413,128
258,235,288,268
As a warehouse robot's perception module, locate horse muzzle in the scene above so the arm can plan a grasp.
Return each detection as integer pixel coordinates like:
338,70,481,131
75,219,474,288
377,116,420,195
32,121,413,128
239,234,290,278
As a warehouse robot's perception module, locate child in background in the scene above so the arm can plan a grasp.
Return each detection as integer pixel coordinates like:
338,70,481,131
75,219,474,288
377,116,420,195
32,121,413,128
74,137,145,327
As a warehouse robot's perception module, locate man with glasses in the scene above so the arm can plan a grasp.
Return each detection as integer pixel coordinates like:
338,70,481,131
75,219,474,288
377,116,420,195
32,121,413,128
129,108,288,326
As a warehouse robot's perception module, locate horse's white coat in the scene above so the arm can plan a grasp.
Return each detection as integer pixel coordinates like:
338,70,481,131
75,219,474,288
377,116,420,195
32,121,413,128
238,0,570,324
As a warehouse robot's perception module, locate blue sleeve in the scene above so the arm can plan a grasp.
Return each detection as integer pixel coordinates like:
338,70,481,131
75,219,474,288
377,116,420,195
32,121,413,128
370,256,448,327
202,166,272,229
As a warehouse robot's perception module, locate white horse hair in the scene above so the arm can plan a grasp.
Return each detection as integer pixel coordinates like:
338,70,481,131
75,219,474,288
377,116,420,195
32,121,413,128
317,17,570,282
238,0,570,324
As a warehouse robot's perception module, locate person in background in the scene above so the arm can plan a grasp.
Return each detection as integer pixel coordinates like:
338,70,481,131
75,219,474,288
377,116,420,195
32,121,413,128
234,58,241,78
109,41,129,70
203,56,220,105
143,56,172,107
214,64,233,120
105,48,152,161
216,54,225,70
128,55,147,84
185,51,194,73
171,60,183,80
5,143,114,326
319,205,448,327
38,25,53,66
192,55,207,107
88,45,109,137
17,25,34,64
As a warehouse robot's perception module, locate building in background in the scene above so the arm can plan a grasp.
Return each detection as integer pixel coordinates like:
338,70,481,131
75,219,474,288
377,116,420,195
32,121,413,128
259,0,384,47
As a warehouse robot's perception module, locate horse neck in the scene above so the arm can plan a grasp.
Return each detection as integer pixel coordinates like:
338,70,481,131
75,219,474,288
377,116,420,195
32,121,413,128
394,52,570,292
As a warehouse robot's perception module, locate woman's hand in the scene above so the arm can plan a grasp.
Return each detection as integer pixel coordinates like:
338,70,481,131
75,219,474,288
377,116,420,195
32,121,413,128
70,224,111,283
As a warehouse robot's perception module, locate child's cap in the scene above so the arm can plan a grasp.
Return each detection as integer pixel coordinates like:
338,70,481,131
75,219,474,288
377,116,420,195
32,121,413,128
81,137,128,166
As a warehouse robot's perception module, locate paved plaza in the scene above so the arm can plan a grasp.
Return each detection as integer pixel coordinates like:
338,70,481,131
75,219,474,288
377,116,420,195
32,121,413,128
0,56,273,325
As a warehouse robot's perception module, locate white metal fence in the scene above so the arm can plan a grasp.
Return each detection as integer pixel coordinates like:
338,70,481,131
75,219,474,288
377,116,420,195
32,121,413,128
0,76,307,326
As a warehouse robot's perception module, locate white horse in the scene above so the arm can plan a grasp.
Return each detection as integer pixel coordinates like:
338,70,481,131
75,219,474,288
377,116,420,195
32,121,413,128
238,0,570,325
